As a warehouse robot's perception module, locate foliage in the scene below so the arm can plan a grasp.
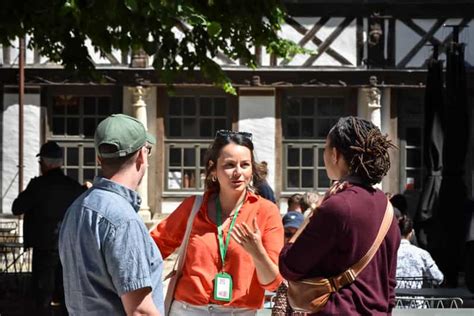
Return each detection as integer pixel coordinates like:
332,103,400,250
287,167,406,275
0,0,302,94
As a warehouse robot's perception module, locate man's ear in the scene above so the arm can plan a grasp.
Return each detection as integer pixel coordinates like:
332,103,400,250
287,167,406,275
136,147,146,169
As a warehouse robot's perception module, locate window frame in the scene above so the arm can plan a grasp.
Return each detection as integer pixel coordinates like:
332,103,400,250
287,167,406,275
281,89,351,193
163,91,234,194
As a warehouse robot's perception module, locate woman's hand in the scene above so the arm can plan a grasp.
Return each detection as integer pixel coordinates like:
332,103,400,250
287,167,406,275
231,217,265,258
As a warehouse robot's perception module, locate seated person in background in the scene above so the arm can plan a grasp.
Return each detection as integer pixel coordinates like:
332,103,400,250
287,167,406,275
286,194,303,213
255,161,276,204
300,191,323,219
272,211,307,316
396,215,444,289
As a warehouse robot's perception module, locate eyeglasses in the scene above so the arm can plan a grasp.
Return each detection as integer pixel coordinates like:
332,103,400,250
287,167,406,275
144,145,152,156
215,130,253,140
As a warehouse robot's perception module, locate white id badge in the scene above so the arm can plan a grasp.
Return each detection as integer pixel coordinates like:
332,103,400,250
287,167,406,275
213,272,233,301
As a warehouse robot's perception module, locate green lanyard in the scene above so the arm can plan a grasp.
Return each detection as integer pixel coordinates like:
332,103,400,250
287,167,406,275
215,196,244,269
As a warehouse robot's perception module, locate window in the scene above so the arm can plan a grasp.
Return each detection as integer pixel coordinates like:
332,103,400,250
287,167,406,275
165,95,232,191
51,95,112,137
47,87,119,183
282,93,348,191
398,91,424,191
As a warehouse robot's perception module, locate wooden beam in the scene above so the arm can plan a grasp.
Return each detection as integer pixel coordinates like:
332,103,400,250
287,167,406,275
302,17,354,67
397,18,446,68
283,16,353,66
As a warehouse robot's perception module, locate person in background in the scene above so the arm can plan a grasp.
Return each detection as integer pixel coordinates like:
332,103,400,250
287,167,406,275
396,215,443,289
59,114,164,315
255,161,276,204
12,141,85,313
151,130,284,315
279,116,400,315
287,194,303,213
272,211,307,316
300,192,323,219
390,194,408,216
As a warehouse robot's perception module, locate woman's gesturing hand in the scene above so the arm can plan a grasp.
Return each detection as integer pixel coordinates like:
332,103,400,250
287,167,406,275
231,217,265,258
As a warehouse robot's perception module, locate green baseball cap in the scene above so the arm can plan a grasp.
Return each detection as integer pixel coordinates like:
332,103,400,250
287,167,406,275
95,114,156,158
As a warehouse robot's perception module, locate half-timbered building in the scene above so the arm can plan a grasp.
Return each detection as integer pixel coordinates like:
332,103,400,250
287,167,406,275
1,0,474,223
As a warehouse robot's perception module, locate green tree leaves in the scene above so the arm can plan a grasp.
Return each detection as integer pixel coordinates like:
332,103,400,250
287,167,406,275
1,0,303,94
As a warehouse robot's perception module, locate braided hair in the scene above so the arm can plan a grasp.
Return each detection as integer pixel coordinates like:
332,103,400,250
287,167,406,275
327,116,395,185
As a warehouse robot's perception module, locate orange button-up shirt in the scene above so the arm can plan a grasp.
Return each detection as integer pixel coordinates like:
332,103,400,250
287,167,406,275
151,190,284,309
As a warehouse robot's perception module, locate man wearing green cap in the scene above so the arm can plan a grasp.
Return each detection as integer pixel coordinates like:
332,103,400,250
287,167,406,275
59,114,164,315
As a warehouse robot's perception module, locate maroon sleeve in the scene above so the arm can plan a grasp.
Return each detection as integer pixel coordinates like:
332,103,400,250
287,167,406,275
279,195,350,281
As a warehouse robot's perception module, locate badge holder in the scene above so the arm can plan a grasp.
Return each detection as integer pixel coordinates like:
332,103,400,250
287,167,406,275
214,272,233,302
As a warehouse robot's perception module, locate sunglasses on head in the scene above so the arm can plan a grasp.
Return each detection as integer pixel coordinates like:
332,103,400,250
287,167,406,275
215,130,253,141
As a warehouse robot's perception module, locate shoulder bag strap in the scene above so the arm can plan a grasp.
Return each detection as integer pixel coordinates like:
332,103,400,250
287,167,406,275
332,199,394,289
173,195,203,276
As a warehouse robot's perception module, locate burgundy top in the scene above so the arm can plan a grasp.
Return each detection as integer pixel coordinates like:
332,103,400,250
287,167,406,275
279,184,400,315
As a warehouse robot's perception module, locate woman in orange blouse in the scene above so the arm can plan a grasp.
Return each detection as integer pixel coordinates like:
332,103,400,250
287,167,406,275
151,130,284,315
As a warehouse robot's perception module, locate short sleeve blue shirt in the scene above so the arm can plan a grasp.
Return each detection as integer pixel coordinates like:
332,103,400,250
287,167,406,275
59,177,164,315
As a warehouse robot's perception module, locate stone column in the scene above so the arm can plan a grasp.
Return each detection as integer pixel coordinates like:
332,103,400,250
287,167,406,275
131,86,151,221
357,77,383,189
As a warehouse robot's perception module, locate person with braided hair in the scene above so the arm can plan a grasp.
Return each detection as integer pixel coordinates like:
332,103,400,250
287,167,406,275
279,116,401,315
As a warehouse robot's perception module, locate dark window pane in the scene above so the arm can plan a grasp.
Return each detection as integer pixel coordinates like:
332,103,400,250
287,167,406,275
183,148,196,167
66,118,79,135
84,147,96,166
302,148,313,166
52,97,66,114
200,98,212,115
318,170,331,188
302,170,314,188
407,148,422,168
84,97,96,115
286,118,300,137
169,148,181,166
301,119,314,137
52,117,65,135
406,127,422,146
286,98,300,116
67,147,79,166
214,98,226,115
182,118,197,137
97,97,111,115
169,98,182,115
183,97,196,115
214,119,227,132
168,169,182,189
287,170,300,188
83,118,96,137
66,168,79,182
169,118,181,137
67,97,80,115
83,169,96,183
318,97,331,108
332,97,345,108
301,98,314,116
200,148,207,167
317,119,335,138
318,148,325,166
287,148,299,166
183,170,196,188
200,118,213,137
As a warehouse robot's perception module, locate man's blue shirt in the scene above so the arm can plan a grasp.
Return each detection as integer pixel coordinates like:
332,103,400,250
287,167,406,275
59,177,164,315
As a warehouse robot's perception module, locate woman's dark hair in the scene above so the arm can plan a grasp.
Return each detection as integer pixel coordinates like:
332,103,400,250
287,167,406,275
398,215,413,237
203,131,263,192
327,116,396,185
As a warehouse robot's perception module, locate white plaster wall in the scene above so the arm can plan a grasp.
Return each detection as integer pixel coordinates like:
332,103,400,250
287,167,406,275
1,93,41,213
396,19,474,67
161,199,185,214
238,95,276,190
